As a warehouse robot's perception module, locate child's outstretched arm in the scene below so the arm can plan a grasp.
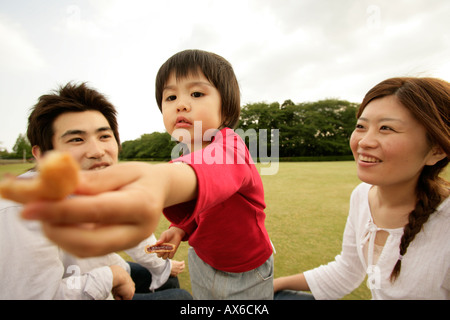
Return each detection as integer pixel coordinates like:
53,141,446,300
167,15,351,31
21,162,198,257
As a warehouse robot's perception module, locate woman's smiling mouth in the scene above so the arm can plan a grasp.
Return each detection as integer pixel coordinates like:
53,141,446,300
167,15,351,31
359,154,382,163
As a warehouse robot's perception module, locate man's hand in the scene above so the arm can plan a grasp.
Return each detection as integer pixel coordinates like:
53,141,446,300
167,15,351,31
110,265,135,300
170,260,186,277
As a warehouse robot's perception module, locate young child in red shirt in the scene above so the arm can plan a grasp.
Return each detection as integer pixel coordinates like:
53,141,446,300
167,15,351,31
155,50,274,299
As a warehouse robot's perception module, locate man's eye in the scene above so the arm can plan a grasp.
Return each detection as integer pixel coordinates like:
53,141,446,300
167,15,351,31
68,137,83,143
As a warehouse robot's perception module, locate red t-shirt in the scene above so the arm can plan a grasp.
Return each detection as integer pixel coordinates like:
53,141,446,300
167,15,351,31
163,128,273,273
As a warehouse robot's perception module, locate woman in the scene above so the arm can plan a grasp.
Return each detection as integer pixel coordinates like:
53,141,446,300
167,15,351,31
274,77,449,299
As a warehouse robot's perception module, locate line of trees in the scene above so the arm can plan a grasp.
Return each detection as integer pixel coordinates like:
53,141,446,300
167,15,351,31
121,98,358,160
239,99,358,158
120,131,177,160
1,99,359,160
0,134,32,160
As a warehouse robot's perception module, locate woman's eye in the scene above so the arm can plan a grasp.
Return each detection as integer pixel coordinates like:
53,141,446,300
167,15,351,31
166,95,176,101
380,125,394,131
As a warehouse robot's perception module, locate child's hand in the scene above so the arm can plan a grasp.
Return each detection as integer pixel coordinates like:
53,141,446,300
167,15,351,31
155,227,186,259
20,162,197,258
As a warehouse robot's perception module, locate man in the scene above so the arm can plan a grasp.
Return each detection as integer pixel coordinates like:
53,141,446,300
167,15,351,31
0,82,191,300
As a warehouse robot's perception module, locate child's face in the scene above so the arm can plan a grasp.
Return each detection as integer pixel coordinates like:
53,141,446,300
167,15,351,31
161,70,222,151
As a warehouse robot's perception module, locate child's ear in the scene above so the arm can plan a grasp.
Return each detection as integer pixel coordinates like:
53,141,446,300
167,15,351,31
425,146,447,166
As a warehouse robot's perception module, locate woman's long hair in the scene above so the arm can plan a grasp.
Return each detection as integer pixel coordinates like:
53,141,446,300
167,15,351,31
357,77,450,281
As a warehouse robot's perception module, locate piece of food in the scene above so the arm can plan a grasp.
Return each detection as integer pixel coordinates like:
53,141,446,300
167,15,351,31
145,243,175,254
0,151,80,203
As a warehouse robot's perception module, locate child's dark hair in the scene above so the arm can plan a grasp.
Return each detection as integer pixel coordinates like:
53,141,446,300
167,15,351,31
155,49,241,129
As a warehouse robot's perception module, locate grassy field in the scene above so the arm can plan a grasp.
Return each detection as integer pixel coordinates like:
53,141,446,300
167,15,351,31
141,161,448,300
139,161,371,300
261,161,369,299
0,162,35,177
2,161,448,300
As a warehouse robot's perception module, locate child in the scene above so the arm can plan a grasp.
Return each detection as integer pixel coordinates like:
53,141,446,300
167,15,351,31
21,50,274,299
153,50,274,299
274,77,450,299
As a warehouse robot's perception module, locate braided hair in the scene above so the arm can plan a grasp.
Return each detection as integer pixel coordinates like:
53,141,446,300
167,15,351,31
357,77,450,281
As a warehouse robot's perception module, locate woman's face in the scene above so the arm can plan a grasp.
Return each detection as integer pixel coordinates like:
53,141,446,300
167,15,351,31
350,95,442,188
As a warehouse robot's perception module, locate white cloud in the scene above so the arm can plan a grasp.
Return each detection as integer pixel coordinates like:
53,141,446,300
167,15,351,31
0,0,449,152
0,16,45,72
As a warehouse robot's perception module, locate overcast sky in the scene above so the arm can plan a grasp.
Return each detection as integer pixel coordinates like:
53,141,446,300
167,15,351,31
1,0,449,152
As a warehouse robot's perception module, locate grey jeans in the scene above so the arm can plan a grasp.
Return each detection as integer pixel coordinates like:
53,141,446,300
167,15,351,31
188,247,274,300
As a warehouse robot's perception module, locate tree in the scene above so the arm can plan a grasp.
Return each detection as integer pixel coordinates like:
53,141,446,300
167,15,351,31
120,132,176,160
299,99,358,156
12,134,32,159
238,99,358,157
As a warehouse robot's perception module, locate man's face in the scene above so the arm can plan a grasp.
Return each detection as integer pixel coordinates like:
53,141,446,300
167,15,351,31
47,110,119,170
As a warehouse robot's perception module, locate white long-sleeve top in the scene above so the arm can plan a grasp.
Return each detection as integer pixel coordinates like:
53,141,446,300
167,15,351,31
304,183,450,300
0,193,170,299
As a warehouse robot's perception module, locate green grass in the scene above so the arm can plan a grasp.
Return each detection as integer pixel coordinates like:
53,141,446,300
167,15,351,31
0,163,35,177
260,161,370,300
3,161,448,300
127,161,371,299
152,161,446,300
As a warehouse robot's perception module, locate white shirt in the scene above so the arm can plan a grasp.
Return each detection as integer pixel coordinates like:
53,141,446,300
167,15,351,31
0,181,171,299
304,183,450,300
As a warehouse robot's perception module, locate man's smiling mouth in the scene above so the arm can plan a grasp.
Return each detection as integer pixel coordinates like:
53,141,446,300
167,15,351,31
90,163,110,170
